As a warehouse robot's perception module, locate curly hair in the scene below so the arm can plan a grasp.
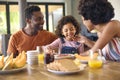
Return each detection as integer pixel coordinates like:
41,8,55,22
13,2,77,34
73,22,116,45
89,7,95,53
55,15,80,37
25,6,41,19
78,0,114,25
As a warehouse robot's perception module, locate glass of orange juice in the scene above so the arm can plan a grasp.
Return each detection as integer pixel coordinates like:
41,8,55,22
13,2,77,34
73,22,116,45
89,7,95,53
36,46,44,64
88,50,103,69
88,59,102,68
38,53,44,64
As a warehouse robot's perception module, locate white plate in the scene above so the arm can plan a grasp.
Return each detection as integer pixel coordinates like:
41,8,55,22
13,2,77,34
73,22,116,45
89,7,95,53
0,66,26,74
47,65,85,75
80,60,88,64
54,54,75,60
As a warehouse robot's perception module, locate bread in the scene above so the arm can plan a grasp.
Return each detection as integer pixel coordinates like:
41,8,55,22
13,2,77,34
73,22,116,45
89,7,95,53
47,59,80,72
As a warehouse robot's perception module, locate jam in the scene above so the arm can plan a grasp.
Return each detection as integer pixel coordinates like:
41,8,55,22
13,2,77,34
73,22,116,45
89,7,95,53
44,54,54,64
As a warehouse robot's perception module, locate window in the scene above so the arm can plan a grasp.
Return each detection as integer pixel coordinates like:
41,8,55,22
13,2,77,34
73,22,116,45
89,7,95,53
0,4,7,34
0,2,65,52
48,5,63,32
0,2,65,34
38,5,46,30
0,4,7,52
10,5,20,34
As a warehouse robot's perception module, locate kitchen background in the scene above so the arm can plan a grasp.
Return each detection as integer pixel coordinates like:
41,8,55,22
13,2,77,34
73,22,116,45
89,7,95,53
0,0,120,55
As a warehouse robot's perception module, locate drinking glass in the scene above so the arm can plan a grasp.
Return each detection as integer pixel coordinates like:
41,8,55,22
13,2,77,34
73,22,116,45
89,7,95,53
88,50,103,69
36,46,44,64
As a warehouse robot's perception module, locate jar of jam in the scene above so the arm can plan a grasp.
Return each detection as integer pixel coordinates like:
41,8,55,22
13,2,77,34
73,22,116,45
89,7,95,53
44,53,54,64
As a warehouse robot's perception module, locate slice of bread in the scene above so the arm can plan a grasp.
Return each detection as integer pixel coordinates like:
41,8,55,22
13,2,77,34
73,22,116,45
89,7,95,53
47,59,79,72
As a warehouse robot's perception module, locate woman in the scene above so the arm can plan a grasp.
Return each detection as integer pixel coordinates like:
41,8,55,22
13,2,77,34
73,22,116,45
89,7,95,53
78,0,120,61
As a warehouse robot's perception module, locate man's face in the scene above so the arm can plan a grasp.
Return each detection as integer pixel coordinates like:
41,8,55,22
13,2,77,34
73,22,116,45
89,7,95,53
30,11,44,30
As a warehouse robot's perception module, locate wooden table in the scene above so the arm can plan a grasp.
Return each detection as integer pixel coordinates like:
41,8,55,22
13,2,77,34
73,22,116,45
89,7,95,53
0,61,120,80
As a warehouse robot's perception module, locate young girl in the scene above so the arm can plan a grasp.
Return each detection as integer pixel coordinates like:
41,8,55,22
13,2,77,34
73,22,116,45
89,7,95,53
45,15,84,54
78,0,120,61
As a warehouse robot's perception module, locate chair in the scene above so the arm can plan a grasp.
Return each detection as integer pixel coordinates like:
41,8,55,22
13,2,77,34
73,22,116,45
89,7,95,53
1,34,11,56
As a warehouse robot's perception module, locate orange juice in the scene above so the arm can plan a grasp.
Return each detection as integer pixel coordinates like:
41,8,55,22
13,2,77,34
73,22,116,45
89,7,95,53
88,60,102,68
36,46,44,64
38,53,44,64
88,50,103,69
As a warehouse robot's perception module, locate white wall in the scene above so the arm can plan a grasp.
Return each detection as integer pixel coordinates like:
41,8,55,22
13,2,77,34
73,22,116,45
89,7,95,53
71,0,82,23
109,0,120,21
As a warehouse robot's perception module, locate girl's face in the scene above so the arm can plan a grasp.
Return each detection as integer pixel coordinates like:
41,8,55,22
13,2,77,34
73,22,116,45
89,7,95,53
62,23,76,40
81,16,94,31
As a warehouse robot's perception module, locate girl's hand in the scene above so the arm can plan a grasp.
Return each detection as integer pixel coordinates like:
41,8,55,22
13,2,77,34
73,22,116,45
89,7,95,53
80,51,89,56
44,46,55,55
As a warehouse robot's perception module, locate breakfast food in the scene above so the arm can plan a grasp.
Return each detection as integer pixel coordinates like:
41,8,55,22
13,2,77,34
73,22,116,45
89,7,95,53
13,51,26,68
54,54,75,59
0,55,4,69
2,58,13,70
47,59,80,72
74,53,98,61
74,58,81,66
0,51,26,70
2,53,13,70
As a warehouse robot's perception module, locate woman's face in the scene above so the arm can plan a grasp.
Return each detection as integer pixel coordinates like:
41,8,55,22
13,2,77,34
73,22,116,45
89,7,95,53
81,16,94,31
62,23,76,40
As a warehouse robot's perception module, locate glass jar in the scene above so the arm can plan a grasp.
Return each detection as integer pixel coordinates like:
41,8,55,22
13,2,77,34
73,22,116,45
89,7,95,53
88,50,103,69
44,53,54,64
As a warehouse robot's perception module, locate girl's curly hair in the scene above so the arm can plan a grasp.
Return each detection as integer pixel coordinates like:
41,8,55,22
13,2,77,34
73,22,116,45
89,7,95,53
55,15,80,37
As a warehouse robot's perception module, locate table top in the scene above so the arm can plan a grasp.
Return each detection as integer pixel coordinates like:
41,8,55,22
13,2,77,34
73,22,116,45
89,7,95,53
0,61,120,80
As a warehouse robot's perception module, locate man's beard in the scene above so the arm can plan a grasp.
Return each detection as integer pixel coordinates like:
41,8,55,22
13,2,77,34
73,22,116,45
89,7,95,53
34,24,43,31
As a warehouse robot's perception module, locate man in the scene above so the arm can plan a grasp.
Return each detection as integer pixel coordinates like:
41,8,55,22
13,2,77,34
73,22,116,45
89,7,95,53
7,6,58,57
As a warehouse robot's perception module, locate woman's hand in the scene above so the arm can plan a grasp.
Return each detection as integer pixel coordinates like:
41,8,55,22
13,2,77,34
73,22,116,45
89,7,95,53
73,35,87,44
78,35,87,44
79,35,95,48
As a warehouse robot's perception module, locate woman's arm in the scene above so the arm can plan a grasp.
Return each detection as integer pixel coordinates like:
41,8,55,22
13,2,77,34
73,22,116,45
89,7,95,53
91,21,118,52
80,21,119,55
79,35,95,48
